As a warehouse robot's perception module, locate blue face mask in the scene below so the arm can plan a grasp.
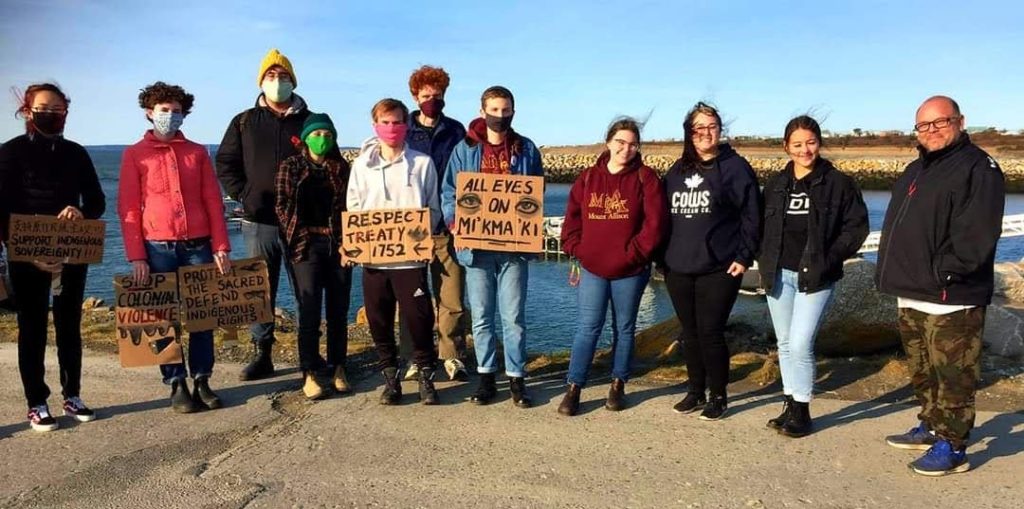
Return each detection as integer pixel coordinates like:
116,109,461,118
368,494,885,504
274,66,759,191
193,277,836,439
152,111,184,136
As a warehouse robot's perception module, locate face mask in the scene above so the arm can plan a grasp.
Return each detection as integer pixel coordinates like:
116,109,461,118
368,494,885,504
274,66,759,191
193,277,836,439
305,134,335,156
374,123,408,146
420,98,445,119
151,111,184,137
262,79,294,103
32,112,66,136
485,113,513,133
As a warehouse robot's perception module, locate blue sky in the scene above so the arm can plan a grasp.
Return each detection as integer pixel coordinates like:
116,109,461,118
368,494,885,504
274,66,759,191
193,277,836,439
1,0,1022,147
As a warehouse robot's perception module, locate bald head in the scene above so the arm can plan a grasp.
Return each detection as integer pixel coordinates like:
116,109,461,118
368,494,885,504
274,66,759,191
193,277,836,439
915,95,964,153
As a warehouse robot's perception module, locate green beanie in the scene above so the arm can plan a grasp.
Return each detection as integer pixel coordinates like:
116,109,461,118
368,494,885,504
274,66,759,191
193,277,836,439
300,113,336,142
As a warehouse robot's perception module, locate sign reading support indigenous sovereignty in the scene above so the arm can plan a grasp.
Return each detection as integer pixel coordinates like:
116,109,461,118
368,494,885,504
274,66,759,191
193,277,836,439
340,208,434,265
453,173,544,253
6,214,106,264
113,273,183,367
177,257,273,332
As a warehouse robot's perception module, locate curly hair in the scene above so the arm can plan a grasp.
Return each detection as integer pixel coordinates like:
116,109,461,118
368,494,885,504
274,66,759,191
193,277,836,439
137,81,194,116
408,65,450,96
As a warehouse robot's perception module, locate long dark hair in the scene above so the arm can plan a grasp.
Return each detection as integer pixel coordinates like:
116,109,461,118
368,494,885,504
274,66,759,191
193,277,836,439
784,115,823,146
680,101,722,171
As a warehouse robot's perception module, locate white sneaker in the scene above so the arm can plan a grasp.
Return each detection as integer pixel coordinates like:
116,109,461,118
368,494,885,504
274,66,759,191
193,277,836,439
404,363,420,381
444,359,469,382
62,396,97,422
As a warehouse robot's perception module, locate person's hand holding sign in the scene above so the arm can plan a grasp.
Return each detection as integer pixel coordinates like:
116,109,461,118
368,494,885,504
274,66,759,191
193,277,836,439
32,260,64,273
132,260,150,284
214,251,232,275
56,206,83,221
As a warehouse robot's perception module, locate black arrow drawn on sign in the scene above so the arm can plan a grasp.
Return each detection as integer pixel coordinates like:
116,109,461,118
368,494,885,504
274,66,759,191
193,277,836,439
413,243,428,257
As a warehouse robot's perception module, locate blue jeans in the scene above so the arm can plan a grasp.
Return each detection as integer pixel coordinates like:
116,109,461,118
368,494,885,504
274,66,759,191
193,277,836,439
241,221,295,347
464,252,528,377
144,239,215,383
566,267,650,386
765,269,834,403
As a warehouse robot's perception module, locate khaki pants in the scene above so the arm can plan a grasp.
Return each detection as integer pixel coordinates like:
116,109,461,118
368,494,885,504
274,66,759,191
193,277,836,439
399,232,467,361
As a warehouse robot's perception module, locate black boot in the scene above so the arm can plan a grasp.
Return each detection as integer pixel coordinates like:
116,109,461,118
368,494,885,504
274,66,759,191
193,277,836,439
192,377,223,410
605,378,626,411
239,344,275,381
509,377,532,409
470,373,497,405
170,379,198,414
379,367,402,405
557,384,581,416
780,401,813,437
418,366,440,405
767,395,793,430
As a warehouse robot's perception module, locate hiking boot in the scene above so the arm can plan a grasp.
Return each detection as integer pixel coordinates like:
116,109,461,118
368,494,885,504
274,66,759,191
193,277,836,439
379,367,402,405
910,440,970,476
557,384,581,416
404,363,420,381
333,365,351,394
192,377,223,410
605,378,626,412
239,344,274,381
885,422,938,450
780,401,812,437
303,372,326,401
170,379,198,414
62,396,96,422
444,358,469,382
672,392,706,414
509,376,532,409
699,395,728,421
767,395,793,430
418,366,440,405
470,373,497,405
28,404,59,432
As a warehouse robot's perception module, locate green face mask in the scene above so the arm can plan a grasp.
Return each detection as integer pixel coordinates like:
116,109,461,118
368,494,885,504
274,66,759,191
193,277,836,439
306,134,335,157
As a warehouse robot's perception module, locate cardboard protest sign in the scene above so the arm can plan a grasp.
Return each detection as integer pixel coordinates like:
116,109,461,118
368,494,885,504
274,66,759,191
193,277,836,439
113,273,183,367
178,257,273,332
453,173,544,253
340,208,434,265
6,214,106,264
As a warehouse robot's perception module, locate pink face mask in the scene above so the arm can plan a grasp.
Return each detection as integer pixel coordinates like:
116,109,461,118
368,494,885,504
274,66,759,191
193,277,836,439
374,123,408,146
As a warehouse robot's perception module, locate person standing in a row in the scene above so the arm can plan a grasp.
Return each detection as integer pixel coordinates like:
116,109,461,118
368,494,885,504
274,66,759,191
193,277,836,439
118,82,233,413
758,115,868,437
661,102,761,421
0,83,105,431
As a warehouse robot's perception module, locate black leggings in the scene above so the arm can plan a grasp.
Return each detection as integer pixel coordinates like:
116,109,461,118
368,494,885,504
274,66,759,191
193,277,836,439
664,269,742,398
10,262,88,408
291,236,352,372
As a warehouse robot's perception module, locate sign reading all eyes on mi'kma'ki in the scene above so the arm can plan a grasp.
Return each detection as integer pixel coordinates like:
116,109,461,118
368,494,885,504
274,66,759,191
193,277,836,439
454,173,544,253
340,208,434,265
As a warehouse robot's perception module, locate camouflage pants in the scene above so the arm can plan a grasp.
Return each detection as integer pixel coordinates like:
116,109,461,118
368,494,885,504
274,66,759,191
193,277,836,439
897,307,985,449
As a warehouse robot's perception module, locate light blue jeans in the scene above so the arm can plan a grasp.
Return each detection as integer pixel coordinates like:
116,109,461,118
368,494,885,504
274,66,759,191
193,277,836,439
566,267,650,386
765,269,834,403
464,252,528,377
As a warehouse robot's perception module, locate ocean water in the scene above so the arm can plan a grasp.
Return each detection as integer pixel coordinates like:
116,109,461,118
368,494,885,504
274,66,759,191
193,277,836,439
70,147,1024,352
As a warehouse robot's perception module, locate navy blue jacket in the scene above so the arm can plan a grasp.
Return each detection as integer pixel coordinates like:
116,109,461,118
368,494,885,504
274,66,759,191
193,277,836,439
407,112,466,206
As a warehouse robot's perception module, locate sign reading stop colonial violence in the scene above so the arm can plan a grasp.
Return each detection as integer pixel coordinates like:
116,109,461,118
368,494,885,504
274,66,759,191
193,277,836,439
6,214,106,264
453,173,544,252
114,272,183,367
340,208,434,265
178,257,272,332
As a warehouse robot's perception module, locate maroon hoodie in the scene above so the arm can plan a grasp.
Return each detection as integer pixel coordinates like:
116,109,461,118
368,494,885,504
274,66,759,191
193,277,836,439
561,151,668,279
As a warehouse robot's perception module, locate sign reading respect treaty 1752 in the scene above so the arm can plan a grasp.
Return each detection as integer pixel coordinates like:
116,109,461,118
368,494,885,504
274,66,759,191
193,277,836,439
6,214,106,264
453,173,544,253
340,208,434,265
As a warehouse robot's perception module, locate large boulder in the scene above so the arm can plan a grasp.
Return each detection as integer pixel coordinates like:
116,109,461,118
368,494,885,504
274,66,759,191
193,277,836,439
815,258,901,356
993,262,1024,302
981,297,1024,358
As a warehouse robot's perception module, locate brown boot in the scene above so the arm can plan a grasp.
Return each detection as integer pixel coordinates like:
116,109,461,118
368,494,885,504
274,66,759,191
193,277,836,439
557,384,581,416
333,365,351,395
605,378,626,411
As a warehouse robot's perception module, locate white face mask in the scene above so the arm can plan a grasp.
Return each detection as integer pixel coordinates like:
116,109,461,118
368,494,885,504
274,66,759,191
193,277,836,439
261,79,294,103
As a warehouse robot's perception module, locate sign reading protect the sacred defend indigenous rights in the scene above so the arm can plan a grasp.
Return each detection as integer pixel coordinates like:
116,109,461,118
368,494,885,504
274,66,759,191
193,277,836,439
6,214,106,264
453,173,544,252
340,208,434,265
177,257,272,332
113,273,183,367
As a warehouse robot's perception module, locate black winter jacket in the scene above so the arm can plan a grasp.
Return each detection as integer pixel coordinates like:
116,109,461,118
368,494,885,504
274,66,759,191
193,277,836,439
758,159,868,293
875,134,1005,305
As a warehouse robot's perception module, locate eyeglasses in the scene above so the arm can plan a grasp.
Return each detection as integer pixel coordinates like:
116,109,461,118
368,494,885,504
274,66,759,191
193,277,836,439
611,138,640,150
691,124,719,134
31,107,67,114
914,116,961,133
264,71,292,81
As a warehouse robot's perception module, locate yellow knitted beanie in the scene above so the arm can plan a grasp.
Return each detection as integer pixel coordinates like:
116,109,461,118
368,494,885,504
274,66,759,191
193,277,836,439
257,48,297,87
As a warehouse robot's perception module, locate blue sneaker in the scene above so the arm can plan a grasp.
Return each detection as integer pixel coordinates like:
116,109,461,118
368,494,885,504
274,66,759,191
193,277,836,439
885,422,938,450
909,440,970,476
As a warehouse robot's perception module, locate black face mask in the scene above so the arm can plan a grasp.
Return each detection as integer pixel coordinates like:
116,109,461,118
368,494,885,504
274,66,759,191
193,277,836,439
32,112,66,136
484,113,513,133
